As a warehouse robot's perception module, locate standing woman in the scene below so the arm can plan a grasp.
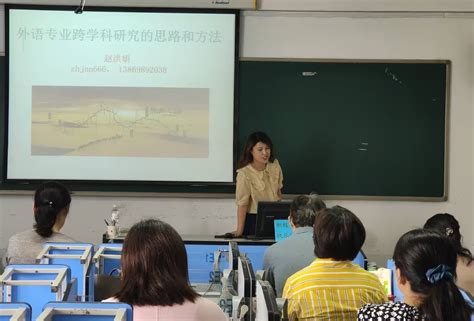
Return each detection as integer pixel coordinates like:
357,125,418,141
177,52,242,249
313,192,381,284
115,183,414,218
6,181,76,264
232,132,283,237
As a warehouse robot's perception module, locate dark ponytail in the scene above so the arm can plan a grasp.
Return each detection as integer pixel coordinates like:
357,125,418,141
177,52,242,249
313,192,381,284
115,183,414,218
420,279,471,321
393,229,472,321
424,213,473,264
33,181,71,237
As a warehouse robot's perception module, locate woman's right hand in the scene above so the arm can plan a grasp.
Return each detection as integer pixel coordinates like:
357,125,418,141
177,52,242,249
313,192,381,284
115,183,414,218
231,230,243,238
219,231,242,238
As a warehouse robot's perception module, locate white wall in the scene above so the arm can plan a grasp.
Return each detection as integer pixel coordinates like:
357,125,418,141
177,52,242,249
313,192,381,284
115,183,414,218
0,8,473,266
258,0,474,11
1,0,473,11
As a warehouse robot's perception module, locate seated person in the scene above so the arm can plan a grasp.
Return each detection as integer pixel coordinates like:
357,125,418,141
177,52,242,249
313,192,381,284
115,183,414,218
6,181,76,264
263,194,326,296
358,229,473,321
424,213,473,296
283,206,386,320
105,219,227,321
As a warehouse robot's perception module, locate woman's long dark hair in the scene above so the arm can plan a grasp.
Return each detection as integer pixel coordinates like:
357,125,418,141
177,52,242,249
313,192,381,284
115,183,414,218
116,219,198,306
393,229,472,321
33,181,71,237
237,132,275,169
424,213,473,263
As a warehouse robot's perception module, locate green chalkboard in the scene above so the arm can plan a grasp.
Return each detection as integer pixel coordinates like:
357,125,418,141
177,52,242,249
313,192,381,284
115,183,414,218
239,59,448,199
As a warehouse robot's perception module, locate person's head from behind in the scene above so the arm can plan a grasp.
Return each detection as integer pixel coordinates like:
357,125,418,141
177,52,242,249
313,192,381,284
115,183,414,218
33,181,71,237
393,229,472,321
313,205,365,261
423,213,472,262
238,131,275,168
117,219,198,306
289,194,326,230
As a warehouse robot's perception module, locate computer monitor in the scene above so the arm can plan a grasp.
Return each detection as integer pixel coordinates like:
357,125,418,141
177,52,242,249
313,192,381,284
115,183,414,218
256,280,281,321
256,201,292,239
185,243,228,284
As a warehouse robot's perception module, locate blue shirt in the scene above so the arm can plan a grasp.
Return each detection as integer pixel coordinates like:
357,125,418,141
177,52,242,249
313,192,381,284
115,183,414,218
262,226,315,296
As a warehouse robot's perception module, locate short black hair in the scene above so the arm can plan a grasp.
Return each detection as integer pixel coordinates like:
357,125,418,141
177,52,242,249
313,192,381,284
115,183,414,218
290,194,326,227
313,206,365,261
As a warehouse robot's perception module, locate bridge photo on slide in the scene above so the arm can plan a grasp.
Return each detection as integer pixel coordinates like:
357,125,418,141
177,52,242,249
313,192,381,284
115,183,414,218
31,85,209,158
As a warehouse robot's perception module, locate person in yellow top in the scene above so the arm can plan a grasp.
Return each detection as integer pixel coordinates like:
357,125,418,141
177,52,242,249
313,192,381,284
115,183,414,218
231,132,283,237
283,206,387,321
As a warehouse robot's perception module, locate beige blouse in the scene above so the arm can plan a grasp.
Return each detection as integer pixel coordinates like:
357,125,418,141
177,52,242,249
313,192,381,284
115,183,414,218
235,159,283,214
457,256,474,296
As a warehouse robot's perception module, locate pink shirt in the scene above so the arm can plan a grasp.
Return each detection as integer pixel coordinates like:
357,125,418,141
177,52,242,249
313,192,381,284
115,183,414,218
104,297,228,321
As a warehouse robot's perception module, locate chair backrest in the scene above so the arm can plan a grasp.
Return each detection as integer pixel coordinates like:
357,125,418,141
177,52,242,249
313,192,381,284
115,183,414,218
352,251,367,269
0,302,31,321
37,243,95,302
0,265,70,320
386,259,404,301
93,244,122,277
38,302,133,321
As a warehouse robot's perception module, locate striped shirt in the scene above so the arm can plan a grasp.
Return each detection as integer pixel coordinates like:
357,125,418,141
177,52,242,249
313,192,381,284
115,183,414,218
283,259,387,321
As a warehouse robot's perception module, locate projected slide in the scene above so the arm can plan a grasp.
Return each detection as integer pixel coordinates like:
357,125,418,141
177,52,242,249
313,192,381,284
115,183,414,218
31,86,209,157
8,8,235,182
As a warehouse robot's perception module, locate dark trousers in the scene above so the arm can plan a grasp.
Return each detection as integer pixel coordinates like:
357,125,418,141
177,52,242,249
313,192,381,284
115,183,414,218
243,214,257,236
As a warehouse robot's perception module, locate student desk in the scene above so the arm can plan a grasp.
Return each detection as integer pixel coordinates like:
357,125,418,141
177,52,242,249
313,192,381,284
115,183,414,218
102,232,274,283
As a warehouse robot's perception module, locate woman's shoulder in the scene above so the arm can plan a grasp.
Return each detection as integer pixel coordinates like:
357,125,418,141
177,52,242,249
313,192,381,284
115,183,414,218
237,159,281,174
236,165,258,184
193,296,222,307
49,232,77,243
8,229,40,243
267,159,282,172
236,163,252,175
127,298,227,321
194,297,228,321
102,297,118,303
358,302,421,320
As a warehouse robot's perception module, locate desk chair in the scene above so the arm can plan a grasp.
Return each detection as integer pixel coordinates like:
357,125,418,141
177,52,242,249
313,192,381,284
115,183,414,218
37,243,94,302
0,265,71,320
0,302,31,321
37,302,133,321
